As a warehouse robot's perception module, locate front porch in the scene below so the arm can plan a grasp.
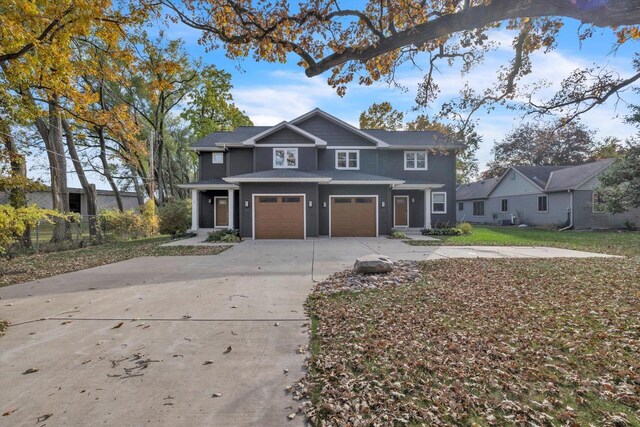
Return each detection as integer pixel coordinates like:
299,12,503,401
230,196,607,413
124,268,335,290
178,181,239,231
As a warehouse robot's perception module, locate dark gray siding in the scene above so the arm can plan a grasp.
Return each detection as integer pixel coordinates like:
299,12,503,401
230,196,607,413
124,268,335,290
228,148,253,176
318,149,378,174
391,190,425,228
295,115,376,147
239,183,319,238
573,190,640,229
254,147,317,171
379,150,455,183
199,152,227,180
256,127,314,144
318,185,392,236
198,190,230,228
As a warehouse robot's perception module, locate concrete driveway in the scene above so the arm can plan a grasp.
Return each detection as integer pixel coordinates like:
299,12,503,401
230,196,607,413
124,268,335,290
0,239,613,426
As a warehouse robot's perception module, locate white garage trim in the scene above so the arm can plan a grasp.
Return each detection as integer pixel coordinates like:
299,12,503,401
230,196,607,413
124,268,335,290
252,193,306,240
393,195,410,228
328,195,379,238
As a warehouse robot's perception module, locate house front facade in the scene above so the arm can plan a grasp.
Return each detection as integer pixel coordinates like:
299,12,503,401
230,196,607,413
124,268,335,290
181,108,460,239
456,159,640,229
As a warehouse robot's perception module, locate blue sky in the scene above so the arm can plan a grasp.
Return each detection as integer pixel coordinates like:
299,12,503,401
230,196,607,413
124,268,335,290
28,12,640,190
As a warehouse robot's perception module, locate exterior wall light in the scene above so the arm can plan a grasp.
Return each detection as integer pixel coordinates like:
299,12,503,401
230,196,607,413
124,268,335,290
381,201,385,208
244,200,249,208
308,200,313,208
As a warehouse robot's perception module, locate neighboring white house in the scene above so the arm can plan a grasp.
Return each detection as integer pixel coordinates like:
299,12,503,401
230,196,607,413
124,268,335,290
0,186,141,216
456,159,640,229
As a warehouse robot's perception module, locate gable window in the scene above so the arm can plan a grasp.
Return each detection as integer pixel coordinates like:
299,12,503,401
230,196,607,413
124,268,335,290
211,152,224,164
404,151,428,170
458,202,464,211
501,199,508,212
273,148,298,169
592,192,606,213
473,200,484,216
336,150,359,170
432,192,446,214
537,195,548,212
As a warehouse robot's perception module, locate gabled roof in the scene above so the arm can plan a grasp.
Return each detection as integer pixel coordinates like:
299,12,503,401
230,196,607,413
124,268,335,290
290,108,389,148
190,126,269,150
545,158,615,192
240,121,327,146
362,129,465,149
512,165,567,189
456,177,499,201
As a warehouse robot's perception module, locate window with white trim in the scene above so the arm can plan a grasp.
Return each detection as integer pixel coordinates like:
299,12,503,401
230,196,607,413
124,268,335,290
537,195,548,212
212,152,224,164
335,150,359,169
592,192,606,213
432,192,446,213
273,148,298,168
404,151,428,170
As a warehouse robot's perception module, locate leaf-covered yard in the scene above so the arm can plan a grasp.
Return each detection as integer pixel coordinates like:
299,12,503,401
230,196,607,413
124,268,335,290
0,237,229,287
302,257,640,426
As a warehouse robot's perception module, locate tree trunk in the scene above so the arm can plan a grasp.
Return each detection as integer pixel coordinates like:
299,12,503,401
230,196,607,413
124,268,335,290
35,96,71,243
63,119,101,240
129,165,145,207
97,127,124,211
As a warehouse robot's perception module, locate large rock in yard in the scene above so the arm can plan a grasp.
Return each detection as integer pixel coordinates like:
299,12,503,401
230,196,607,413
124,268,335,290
353,254,394,274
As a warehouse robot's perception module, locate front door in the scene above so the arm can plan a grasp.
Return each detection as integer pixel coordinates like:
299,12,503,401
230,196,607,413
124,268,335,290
215,197,229,227
394,196,409,227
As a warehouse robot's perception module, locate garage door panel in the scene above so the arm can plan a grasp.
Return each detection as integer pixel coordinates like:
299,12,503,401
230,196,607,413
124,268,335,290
254,195,304,239
331,197,376,237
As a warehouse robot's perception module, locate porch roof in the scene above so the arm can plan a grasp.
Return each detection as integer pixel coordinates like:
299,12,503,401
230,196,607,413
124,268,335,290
178,178,238,190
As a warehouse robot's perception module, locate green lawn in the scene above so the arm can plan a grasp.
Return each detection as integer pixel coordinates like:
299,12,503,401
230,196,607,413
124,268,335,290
0,236,229,287
303,257,640,426
406,226,640,257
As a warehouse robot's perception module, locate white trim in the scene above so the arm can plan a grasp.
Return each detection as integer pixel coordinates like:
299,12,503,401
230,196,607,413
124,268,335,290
190,147,226,152
326,145,377,150
325,180,404,185
385,145,461,150
394,183,443,190
252,143,315,147
178,183,238,190
393,195,409,228
251,193,306,240
537,195,549,213
241,122,327,146
328,195,379,237
211,152,224,164
424,189,432,229
290,108,389,147
191,189,199,230
335,150,360,170
404,150,428,171
214,197,229,228
224,177,331,183
273,147,298,169
227,189,235,229
432,191,447,214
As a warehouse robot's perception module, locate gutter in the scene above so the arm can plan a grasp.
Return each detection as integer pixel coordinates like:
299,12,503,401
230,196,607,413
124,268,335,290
559,189,574,231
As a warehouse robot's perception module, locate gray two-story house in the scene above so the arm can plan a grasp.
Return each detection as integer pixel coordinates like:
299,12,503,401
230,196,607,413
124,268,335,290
181,108,460,239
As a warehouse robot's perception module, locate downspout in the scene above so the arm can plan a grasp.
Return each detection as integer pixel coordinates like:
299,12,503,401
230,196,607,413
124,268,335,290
559,189,573,231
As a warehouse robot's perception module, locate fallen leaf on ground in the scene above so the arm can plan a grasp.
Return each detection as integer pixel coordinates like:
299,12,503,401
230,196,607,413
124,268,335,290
111,322,123,329
22,368,38,375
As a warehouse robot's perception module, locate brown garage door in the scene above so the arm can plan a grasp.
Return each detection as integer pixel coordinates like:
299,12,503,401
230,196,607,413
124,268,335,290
331,197,377,237
254,195,304,239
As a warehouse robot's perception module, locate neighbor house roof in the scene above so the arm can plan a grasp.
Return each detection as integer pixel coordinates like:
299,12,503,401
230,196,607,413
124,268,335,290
189,108,458,151
512,165,567,189
456,177,499,201
545,159,615,192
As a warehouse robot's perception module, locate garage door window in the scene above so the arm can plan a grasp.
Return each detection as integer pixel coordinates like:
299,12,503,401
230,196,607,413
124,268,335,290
282,197,301,203
258,197,278,203
355,198,372,203
334,198,352,203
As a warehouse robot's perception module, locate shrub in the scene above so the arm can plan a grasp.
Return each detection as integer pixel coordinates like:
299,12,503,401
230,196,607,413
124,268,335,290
158,199,191,237
99,209,147,240
390,231,407,239
140,199,160,236
624,219,637,231
458,222,473,235
422,227,462,236
0,204,64,256
206,228,240,242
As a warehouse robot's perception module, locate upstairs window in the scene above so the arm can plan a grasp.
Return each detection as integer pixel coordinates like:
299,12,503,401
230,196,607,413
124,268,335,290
537,195,548,212
336,150,359,170
273,148,298,169
473,200,485,216
212,152,224,164
432,192,446,213
404,151,428,170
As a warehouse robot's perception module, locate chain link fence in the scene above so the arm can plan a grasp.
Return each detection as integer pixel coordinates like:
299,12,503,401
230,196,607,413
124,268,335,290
31,215,112,251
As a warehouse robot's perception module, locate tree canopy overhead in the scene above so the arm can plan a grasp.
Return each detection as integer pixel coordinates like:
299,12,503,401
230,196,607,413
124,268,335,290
161,0,640,125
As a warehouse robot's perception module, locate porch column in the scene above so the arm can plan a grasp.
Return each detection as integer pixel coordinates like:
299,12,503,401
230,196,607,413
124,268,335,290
424,189,432,229
227,188,235,229
191,189,199,231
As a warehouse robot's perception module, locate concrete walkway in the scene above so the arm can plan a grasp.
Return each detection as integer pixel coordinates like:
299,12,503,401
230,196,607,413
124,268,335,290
0,239,614,426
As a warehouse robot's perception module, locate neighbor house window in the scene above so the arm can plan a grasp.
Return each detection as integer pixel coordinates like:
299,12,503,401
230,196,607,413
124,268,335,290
473,200,484,216
592,192,606,213
501,199,508,212
336,150,359,170
212,152,224,164
404,151,428,170
432,192,446,214
458,202,464,211
537,195,548,212
273,148,298,168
